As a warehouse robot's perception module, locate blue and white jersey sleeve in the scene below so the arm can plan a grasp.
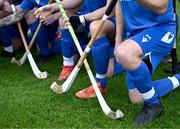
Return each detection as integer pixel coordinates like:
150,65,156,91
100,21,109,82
19,0,34,11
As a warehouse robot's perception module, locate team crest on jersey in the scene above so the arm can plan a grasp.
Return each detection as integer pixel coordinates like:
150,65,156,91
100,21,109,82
142,34,152,43
161,32,175,44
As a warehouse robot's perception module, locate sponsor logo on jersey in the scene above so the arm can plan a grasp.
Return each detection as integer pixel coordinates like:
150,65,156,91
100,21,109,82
161,32,175,44
142,34,152,43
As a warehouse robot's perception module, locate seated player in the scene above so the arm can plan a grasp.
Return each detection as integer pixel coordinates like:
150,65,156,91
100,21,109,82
114,0,177,125
0,0,60,64
0,0,27,59
35,0,114,82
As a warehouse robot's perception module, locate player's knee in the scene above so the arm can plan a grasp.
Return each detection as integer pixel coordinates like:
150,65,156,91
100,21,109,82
90,21,105,37
114,45,130,65
90,21,98,34
25,10,37,24
114,42,141,68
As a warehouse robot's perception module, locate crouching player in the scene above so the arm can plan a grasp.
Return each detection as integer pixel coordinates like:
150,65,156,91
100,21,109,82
58,0,122,99
35,0,124,99
0,0,27,59
57,0,117,83
74,16,123,99
114,0,178,125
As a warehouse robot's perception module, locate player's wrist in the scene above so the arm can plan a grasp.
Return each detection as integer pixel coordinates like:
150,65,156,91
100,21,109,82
79,15,86,25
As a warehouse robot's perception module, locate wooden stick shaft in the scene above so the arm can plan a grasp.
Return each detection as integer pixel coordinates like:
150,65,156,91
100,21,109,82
17,22,30,53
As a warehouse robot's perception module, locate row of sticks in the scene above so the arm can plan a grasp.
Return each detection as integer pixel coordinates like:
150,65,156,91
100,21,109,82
11,0,124,119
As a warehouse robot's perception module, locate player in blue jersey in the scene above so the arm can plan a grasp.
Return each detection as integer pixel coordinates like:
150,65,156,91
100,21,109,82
0,0,27,59
0,0,62,64
115,0,179,125
35,0,122,98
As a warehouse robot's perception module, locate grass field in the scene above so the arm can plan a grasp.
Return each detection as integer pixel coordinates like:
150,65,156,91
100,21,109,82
1,4,180,129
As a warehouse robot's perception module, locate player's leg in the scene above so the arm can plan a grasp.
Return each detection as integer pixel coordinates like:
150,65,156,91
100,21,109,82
126,74,180,104
57,16,77,81
114,24,175,125
0,26,16,58
48,22,62,55
75,20,116,99
25,9,50,64
57,15,87,81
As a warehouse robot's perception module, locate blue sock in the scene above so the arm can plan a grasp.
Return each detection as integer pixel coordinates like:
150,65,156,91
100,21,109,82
29,21,49,55
50,40,62,54
126,71,136,90
92,36,111,88
61,29,76,58
153,74,180,97
128,61,159,105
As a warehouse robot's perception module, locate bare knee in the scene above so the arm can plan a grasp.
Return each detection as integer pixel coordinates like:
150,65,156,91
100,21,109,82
114,44,134,68
114,40,142,69
90,21,101,36
128,89,143,104
90,20,115,39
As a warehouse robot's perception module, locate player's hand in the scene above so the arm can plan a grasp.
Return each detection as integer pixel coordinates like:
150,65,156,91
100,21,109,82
34,4,54,20
69,15,86,31
2,1,12,13
40,14,57,25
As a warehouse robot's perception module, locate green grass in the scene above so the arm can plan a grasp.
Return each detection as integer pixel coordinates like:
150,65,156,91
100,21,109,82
1,5,180,129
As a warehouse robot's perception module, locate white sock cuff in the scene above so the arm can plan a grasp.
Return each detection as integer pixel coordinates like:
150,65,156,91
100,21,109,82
63,55,74,66
4,45,13,53
141,87,155,100
168,76,180,89
96,73,107,79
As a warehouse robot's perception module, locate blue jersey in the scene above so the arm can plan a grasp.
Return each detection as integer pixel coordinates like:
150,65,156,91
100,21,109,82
20,0,50,11
120,0,175,36
83,0,106,13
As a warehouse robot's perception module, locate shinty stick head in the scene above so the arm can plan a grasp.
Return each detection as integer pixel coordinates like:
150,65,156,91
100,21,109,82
38,71,48,79
106,109,124,119
50,82,64,94
11,57,22,66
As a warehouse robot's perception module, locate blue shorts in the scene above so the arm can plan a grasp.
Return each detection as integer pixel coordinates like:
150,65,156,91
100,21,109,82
0,25,19,47
46,21,59,44
127,23,176,90
0,19,28,47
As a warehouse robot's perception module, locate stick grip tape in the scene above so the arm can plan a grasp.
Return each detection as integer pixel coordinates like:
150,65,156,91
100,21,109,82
105,0,118,16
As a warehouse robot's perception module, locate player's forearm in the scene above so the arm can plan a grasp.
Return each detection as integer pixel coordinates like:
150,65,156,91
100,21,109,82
115,1,124,43
84,8,106,22
84,0,114,22
138,0,168,14
0,10,11,19
0,6,27,27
